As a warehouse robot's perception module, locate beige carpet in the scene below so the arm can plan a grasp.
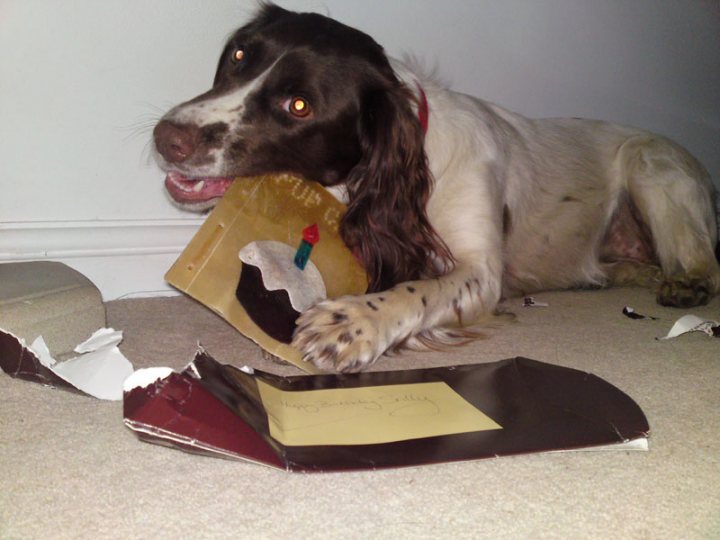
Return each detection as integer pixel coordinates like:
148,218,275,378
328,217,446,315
1,286,719,539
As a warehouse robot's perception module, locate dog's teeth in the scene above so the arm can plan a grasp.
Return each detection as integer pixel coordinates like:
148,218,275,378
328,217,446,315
192,180,206,192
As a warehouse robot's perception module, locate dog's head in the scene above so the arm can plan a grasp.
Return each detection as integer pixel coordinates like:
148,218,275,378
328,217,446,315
154,3,452,290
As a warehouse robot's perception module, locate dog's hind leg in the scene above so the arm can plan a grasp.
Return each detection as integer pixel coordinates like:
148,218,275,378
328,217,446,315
620,135,720,307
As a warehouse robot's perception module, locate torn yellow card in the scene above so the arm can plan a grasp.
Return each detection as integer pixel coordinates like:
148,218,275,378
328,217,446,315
165,174,368,374
257,380,502,446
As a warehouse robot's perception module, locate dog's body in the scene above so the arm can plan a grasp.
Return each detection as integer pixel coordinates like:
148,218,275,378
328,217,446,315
154,4,720,372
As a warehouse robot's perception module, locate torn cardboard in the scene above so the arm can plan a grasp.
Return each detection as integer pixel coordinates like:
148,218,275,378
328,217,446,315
123,349,650,472
622,306,658,320
0,328,133,400
658,314,720,340
165,174,368,373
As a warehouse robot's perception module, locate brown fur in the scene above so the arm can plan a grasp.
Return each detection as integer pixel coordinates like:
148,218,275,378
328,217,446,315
340,83,454,292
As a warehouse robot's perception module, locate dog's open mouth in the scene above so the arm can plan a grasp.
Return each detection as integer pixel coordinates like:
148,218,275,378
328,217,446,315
164,171,235,206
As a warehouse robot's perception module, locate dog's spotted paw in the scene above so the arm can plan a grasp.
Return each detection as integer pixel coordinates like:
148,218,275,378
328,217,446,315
657,276,712,308
292,296,390,373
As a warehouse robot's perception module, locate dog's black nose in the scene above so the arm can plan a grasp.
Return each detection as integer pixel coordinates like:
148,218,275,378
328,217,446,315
154,120,199,163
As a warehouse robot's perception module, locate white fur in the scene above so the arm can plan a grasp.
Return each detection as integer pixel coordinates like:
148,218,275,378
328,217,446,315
156,58,282,179
293,59,720,372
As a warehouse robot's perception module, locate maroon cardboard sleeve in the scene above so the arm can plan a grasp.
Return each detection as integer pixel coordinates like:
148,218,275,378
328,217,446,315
123,350,650,472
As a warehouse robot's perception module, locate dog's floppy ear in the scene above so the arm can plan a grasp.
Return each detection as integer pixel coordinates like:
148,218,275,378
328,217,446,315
340,83,454,292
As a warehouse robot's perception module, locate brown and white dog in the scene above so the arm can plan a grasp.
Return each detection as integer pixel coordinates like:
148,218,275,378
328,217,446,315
154,4,720,372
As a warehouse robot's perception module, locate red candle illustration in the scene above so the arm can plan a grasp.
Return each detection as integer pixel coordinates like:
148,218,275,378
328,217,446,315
294,224,320,270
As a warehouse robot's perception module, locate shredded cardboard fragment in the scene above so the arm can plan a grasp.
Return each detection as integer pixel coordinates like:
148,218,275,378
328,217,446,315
657,314,720,340
522,297,548,307
0,327,134,400
622,306,658,320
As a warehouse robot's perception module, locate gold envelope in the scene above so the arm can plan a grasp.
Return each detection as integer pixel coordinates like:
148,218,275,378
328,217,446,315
165,174,369,374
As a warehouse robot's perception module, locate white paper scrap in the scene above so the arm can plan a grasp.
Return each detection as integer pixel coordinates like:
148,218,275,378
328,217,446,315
73,327,123,354
30,336,57,368
28,328,134,401
658,315,720,340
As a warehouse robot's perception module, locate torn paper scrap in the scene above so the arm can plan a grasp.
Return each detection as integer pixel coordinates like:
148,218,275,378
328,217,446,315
0,329,76,392
658,314,720,340
0,328,134,400
522,297,548,307
123,349,649,472
622,306,658,320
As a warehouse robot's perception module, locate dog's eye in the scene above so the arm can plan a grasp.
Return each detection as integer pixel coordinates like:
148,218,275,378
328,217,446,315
232,49,245,63
284,97,312,119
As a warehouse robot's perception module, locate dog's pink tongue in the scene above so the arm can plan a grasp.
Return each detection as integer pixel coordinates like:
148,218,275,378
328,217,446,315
164,171,234,203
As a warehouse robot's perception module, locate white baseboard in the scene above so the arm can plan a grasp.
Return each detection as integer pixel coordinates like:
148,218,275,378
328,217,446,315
0,219,204,300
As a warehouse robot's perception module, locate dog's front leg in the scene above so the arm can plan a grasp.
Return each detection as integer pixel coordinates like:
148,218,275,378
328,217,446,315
292,259,502,372
294,151,505,372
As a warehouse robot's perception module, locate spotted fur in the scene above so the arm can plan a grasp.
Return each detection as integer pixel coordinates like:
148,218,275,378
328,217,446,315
154,4,720,372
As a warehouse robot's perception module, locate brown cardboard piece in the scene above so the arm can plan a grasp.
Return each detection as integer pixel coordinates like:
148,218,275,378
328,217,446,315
165,174,368,373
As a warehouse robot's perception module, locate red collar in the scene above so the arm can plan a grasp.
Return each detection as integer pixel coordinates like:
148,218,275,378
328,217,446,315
415,82,429,135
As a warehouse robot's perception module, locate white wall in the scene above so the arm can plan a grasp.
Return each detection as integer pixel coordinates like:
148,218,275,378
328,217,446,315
2,0,718,299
